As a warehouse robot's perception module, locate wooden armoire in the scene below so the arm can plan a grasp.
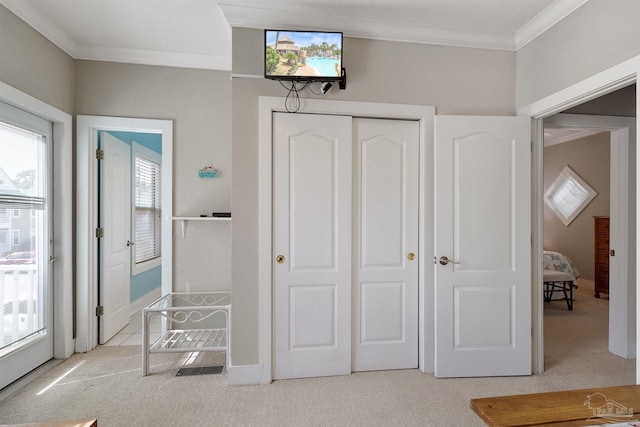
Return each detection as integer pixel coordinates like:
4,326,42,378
594,216,610,298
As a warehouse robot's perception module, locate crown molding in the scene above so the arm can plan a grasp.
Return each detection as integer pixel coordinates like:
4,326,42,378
1,0,231,71
75,44,232,71
220,1,589,52
219,4,515,51
3,0,589,70
1,0,78,56
515,0,589,50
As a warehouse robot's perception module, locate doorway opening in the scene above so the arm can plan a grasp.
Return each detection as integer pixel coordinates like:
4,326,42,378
97,130,163,345
75,116,173,353
540,84,636,376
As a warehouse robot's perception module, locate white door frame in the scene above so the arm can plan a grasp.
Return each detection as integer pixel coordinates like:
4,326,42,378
519,54,640,380
76,116,173,353
0,82,73,360
543,113,636,360
255,97,435,384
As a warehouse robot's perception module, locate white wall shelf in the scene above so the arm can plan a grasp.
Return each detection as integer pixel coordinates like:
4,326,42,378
171,216,231,237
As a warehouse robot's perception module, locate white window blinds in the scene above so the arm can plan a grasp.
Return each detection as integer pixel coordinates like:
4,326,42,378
134,155,161,264
544,165,597,226
0,121,46,212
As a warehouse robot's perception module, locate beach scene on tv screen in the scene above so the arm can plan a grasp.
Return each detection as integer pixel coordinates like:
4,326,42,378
265,31,342,78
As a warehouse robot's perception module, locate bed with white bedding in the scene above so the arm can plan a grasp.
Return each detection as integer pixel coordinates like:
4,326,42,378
543,250,580,311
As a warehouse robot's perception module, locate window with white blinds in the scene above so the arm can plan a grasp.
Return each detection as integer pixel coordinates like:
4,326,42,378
134,154,161,264
0,121,47,214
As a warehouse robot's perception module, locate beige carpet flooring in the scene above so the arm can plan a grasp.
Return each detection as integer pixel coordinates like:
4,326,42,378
0,281,634,427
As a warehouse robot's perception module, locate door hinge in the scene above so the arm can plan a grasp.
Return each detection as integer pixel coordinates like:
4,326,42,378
96,149,104,160
611,249,616,256
96,227,104,238
96,306,104,316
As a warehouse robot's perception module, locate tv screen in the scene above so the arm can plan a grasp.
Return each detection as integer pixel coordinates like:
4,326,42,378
265,30,343,81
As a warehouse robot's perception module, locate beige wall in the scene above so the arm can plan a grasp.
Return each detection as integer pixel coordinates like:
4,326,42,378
230,27,517,365
0,5,75,114
516,0,640,110
543,132,611,280
234,29,516,115
75,60,233,292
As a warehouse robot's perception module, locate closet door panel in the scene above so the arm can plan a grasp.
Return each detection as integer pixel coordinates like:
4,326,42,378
273,112,353,379
353,118,420,371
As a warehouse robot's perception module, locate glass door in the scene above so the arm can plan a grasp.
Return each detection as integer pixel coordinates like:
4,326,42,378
0,101,53,390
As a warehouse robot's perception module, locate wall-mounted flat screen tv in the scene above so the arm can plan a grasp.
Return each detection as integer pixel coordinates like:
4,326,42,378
265,30,343,81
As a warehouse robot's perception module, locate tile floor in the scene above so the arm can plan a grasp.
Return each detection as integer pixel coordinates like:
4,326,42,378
103,311,162,346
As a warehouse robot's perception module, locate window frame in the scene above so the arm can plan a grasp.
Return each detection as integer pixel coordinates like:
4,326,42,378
543,165,597,226
131,141,162,276
11,229,20,246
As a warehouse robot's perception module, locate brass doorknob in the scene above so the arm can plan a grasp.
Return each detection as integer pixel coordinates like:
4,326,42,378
276,255,285,264
407,252,415,261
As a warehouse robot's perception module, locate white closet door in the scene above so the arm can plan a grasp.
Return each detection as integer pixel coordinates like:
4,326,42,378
353,118,419,371
273,112,353,380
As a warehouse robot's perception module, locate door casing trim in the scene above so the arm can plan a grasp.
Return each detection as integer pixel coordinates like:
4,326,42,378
255,97,435,384
76,115,173,352
519,53,640,379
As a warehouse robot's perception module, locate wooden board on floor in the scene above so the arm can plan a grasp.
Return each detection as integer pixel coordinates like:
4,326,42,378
0,420,97,427
470,385,640,426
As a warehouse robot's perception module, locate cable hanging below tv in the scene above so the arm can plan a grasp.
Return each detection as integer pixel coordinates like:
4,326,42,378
264,29,346,89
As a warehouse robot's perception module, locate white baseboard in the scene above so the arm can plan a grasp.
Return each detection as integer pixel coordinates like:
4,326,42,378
129,288,162,316
227,364,269,385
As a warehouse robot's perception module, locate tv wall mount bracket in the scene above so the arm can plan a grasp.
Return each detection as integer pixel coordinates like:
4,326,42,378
339,67,346,90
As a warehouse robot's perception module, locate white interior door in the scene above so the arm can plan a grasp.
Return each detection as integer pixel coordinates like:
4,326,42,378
99,131,131,344
353,118,419,371
434,116,531,377
273,113,352,379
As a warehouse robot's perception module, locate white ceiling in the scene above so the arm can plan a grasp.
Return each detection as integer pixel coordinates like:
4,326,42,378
1,0,589,71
